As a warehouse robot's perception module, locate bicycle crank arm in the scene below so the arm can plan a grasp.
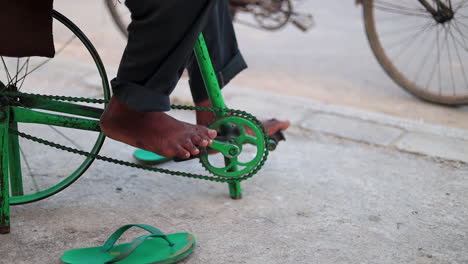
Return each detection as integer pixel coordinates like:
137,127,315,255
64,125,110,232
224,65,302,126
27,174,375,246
174,139,241,162
267,131,286,151
290,13,315,32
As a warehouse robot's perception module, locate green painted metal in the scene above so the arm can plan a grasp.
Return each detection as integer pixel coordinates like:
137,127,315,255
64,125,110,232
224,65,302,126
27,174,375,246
194,34,244,197
193,34,227,117
11,106,100,132
228,169,242,199
0,107,11,234
8,121,23,196
200,116,266,178
208,141,240,159
19,96,103,119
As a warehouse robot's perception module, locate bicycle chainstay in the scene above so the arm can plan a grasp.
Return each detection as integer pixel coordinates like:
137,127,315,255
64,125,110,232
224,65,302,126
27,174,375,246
3,91,270,183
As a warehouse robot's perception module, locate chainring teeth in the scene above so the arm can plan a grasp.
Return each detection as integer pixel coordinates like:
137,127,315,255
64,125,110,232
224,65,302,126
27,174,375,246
199,115,268,179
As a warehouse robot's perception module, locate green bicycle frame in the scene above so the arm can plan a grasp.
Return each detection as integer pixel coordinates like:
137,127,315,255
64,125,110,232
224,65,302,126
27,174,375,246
0,33,243,234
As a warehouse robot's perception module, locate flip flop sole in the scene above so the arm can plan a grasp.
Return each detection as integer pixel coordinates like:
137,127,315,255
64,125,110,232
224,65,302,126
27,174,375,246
61,233,195,264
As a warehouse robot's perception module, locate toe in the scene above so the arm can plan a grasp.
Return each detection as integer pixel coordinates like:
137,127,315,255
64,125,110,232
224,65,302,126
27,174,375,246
183,140,200,156
175,146,190,159
191,135,209,147
195,126,217,142
207,129,217,139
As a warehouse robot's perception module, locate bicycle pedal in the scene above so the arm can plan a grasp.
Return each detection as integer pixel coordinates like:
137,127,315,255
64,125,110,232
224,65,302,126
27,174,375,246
291,13,315,32
173,147,208,162
268,131,286,151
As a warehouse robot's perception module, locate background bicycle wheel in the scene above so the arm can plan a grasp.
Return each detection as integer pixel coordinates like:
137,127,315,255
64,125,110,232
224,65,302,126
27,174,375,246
363,0,468,105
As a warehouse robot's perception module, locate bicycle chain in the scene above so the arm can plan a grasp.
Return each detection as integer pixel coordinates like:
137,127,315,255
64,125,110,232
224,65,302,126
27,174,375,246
3,91,270,183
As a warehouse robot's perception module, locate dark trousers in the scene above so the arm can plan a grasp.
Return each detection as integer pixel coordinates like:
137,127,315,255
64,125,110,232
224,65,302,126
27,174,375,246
111,0,247,112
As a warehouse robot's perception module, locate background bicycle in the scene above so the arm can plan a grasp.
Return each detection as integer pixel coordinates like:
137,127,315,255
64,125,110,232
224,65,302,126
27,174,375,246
106,0,468,106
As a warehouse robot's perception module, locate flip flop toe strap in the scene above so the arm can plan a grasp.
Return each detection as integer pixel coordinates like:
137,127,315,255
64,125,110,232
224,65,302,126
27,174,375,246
101,224,175,263
105,233,168,263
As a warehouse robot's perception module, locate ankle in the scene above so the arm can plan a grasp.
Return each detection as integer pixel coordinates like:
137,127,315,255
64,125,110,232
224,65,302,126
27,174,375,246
195,99,212,108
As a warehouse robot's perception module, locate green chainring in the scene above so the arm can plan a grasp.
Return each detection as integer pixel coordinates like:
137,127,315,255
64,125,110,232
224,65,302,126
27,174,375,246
200,115,266,178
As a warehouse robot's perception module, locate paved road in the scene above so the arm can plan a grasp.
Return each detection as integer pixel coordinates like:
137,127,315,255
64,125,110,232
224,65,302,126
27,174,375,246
52,0,468,130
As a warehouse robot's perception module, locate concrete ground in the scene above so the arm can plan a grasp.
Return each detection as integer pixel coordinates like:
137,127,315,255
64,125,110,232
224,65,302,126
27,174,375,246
0,68,467,263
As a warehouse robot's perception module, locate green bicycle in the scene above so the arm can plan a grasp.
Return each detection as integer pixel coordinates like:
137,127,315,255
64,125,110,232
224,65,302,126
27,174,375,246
0,10,283,234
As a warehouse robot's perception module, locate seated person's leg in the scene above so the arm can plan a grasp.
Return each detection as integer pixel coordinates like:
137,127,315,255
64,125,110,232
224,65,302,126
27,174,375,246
187,0,290,135
100,0,218,159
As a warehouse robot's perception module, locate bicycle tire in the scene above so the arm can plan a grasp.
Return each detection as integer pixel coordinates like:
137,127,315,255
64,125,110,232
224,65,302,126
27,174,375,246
3,10,111,205
362,0,468,105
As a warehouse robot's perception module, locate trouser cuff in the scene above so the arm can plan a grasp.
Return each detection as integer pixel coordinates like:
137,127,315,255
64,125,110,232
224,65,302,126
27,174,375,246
111,78,171,112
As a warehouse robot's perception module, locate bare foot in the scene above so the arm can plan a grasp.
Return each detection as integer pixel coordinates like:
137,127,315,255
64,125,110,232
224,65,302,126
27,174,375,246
100,97,217,159
195,99,291,136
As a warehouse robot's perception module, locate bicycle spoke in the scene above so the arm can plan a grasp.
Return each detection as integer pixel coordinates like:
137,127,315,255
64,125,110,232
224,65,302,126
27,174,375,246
374,6,432,18
48,126,84,150
14,35,77,85
9,58,30,87
391,22,434,63
413,28,439,84
453,17,468,31
18,58,30,91
19,146,40,192
451,19,468,49
455,0,468,12
425,26,447,89
402,23,436,78
444,23,457,95
1,57,12,85
15,58,20,85
380,21,434,35
448,23,468,91
375,0,428,13
437,24,442,95
374,1,432,18
446,19,468,51
384,22,434,51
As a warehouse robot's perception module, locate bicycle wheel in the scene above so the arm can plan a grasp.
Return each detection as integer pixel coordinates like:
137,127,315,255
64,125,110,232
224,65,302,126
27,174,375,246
362,0,468,105
105,0,130,38
0,10,110,205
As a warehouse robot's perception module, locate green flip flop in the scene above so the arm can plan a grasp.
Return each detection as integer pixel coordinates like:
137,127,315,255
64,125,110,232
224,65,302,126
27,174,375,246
61,224,196,264
133,149,172,165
